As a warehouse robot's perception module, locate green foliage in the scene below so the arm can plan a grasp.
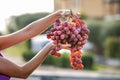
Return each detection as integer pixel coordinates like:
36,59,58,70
22,51,36,61
26,39,31,50
7,16,18,33
3,40,30,56
87,20,102,46
87,20,104,54
43,52,71,68
87,20,120,45
22,50,94,69
22,51,71,68
104,37,120,58
56,52,70,68
101,20,120,41
43,55,55,65
0,32,2,36
87,20,120,55
82,51,94,69
80,12,88,19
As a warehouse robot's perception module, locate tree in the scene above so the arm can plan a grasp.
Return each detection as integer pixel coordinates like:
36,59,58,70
0,32,2,36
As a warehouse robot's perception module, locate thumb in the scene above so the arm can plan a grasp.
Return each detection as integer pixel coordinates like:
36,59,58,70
61,44,71,50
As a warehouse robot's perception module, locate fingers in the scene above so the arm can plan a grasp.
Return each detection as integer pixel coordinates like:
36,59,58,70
60,9,71,17
70,10,80,19
59,9,80,19
51,42,71,50
61,44,71,50
73,12,80,19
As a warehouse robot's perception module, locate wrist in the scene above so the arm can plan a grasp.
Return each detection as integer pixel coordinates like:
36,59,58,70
54,10,62,18
46,41,53,49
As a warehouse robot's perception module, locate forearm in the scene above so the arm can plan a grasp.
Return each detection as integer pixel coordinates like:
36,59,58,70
21,42,52,77
0,42,52,78
14,11,61,40
26,11,61,37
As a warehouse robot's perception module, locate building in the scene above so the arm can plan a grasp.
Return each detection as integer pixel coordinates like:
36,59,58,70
54,0,120,19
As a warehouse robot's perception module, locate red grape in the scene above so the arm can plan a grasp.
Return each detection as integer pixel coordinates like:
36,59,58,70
57,31,62,35
60,34,65,40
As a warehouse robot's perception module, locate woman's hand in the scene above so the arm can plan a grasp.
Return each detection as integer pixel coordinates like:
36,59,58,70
48,41,71,50
47,41,71,50
61,44,71,50
56,9,80,19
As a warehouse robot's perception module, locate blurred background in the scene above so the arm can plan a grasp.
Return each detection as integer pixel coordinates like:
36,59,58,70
0,0,120,80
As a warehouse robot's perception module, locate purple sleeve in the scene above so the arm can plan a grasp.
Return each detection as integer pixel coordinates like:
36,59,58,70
0,53,3,57
0,75,10,80
0,53,11,80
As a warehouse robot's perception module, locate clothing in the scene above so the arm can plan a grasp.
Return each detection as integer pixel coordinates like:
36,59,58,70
0,52,10,80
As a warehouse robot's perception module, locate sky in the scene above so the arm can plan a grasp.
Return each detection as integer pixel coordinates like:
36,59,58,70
0,0,54,32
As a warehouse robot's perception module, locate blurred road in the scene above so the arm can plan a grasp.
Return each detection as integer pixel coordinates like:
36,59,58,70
11,66,120,80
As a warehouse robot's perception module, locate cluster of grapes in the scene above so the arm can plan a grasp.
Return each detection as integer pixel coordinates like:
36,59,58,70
70,50,84,70
46,18,89,70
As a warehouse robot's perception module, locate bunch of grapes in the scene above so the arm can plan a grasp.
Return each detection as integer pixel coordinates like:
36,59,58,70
70,50,84,70
46,18,89,70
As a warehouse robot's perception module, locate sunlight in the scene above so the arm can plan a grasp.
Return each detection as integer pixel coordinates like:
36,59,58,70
0,0,54,32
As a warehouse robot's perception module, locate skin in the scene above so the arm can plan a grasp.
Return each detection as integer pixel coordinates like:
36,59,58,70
0,9,79,79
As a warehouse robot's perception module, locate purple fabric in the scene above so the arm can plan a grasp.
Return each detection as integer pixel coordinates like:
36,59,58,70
0,53,10,80
0,53,3,57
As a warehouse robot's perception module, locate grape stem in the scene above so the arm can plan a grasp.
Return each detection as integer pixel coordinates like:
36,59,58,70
67,9,73,22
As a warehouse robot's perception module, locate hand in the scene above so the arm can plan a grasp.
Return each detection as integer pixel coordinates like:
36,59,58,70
47,41,71,50
57,9,80,19
61,44,71,50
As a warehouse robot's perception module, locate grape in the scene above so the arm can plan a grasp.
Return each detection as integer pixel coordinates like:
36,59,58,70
79,37,83,41
60,34,65,40
51,36,55,40
66,30,71,35
57,53,61,57
54,52,61,57
77,34,81,38
76,46,81,50
49,49,55,55
62,21,68,27
65,35,69,39
73,38,78,42
57,31,62,35
70,34,76,39
71,26,76,31
77,41,81,45
74,30,79,35
55,36,59,40
55,47,60,51
61,30,65,33
55,19,60,23
53,40,58,44
85,29,90,34
64,27,69,31
46,18,90,70
55,19,60,26
57,43,62,48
